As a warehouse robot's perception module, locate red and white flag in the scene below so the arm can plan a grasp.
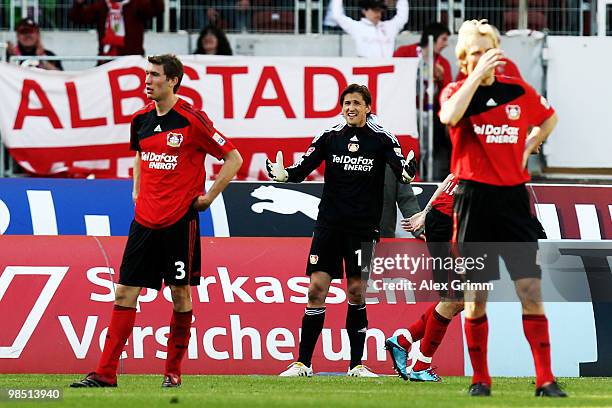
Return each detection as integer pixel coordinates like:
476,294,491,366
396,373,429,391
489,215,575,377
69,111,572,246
0,55,419,179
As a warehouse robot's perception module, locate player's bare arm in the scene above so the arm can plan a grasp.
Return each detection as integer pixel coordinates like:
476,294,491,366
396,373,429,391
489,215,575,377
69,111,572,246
522,113,558,168
402,173,454,232
439,48,505,126
193,149,243,211
132,151,141,203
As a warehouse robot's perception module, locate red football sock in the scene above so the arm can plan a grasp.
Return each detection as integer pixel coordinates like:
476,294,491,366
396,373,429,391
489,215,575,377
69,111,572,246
413,310,451,372
96,305,136,381
522,314,554,388
465,315,491,386
165,310,193,376
402,303,437,348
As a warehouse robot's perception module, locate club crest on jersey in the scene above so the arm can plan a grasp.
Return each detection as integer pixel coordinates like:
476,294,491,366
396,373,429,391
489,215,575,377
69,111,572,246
213,132,226,146
166,132,183,148
309,255,319,264
506,105,521,120
348,143,359,153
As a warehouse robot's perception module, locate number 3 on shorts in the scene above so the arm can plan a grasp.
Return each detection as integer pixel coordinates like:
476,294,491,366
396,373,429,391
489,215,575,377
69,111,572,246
175,261,186,280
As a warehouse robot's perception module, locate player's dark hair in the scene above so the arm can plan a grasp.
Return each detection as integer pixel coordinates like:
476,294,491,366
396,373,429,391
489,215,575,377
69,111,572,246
419,22,451,47
147,54,184,93
340,84,372,107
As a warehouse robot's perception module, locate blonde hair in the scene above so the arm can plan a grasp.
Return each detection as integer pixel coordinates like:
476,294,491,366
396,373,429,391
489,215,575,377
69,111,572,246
455,19,500,75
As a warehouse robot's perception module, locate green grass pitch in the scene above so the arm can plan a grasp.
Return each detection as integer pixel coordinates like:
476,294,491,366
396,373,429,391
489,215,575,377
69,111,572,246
1,375,611,407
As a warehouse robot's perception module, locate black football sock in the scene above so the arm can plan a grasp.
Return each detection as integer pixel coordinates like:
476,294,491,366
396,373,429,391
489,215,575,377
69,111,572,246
346,302,368,369
297,307,326,367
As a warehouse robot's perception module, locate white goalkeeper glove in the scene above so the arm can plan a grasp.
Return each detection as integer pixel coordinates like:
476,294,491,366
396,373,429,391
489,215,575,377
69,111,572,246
402,150,417,183
266,151,289,182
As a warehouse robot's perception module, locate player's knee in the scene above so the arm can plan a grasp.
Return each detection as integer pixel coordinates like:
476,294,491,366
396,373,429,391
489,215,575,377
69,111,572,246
438,300,464,318
307,285,327,305
170,285,191,302
114,286,138,307
450,301,465,316
307,292,325,306
347,291,364,305
346,284,364,304
464,301,486,318
516,279,542,303
114,291,127,304
521,300,544,315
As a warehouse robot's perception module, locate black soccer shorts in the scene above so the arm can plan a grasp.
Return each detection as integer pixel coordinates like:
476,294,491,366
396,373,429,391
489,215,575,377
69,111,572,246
453,180,541,282
425,207,463,299
119,207,201,290
306,226,377,280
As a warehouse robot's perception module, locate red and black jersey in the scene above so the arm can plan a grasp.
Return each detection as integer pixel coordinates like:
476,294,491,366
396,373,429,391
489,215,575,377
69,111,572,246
440,75,555,186
431,173,458,217
130,98,235,229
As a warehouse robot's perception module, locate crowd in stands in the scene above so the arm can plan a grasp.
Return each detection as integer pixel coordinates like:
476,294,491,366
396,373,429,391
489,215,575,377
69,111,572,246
1,0,587,34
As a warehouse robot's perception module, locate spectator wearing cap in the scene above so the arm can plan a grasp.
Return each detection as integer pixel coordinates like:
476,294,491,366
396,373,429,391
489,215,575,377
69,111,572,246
330,0,408,58
69,0,164,57
6,18,62,70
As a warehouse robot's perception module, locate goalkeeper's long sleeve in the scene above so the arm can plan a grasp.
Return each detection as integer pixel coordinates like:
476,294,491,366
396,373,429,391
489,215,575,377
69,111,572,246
283,115,417,235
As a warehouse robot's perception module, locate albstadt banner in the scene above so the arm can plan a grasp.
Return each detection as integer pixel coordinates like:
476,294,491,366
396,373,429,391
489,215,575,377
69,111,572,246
0,236,464,375
0,56,419,179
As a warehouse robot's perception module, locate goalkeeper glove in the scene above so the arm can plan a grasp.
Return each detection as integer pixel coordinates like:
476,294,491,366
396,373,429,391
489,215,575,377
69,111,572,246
266,151,289,182
402,150,417,183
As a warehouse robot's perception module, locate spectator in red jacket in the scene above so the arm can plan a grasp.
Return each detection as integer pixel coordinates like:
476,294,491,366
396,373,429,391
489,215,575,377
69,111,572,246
394,22,452,90
394,22,452,180
69,0,164,56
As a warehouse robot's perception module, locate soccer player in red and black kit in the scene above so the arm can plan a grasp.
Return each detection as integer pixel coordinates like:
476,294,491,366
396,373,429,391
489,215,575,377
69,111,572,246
385,173,464,382
71,54,242,388
266,84,417,377
438,20,565,397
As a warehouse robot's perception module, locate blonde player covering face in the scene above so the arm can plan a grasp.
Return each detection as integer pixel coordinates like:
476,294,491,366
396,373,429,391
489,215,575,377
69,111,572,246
438,20,564,397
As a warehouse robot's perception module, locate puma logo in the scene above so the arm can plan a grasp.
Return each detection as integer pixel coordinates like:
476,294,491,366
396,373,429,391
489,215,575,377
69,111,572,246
250,186,320,220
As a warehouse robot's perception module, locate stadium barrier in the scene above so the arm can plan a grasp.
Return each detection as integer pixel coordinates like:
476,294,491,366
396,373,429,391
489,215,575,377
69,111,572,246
0,179,610,239
0,235,465,375
1,237,612,376
0,0,597,35
1,179,612,375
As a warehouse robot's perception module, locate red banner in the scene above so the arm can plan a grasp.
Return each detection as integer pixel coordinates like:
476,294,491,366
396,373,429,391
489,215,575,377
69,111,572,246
0,236,463,375
0,56,419,179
